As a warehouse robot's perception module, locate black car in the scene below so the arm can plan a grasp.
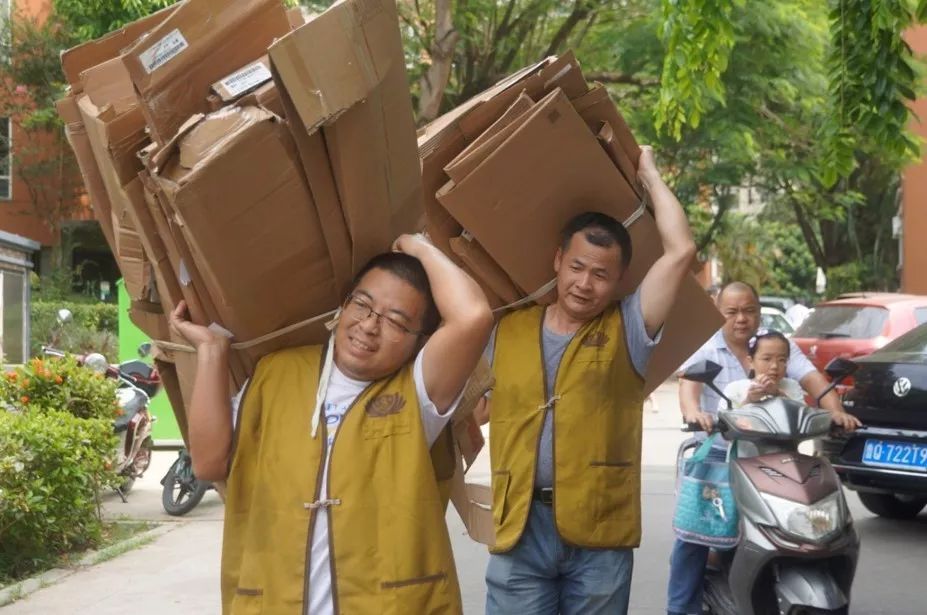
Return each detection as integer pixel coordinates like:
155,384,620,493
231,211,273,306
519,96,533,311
818,323,927,519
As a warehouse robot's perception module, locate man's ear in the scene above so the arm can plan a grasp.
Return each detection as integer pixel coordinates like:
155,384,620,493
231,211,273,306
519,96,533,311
554,247,562,273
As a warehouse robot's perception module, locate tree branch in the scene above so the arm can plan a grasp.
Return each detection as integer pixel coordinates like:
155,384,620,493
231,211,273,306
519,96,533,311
583,71,659,87
544,0,593,57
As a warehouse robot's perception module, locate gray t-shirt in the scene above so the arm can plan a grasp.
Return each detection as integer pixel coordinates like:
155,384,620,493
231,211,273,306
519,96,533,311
486,287,659,488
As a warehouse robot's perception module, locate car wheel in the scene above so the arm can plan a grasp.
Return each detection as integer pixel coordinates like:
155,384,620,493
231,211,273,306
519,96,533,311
858,492,927,520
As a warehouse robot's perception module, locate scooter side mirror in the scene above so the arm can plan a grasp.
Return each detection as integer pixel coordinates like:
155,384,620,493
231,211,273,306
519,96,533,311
680,360,724,385
138,342,152,358
680,360,733,410
824,357,858,383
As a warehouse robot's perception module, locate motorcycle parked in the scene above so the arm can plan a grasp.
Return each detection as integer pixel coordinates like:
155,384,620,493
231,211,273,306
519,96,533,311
43,345,161,500
161,447,213,516
679,358,861,615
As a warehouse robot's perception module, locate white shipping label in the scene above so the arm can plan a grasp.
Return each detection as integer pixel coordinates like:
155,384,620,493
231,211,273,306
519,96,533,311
218,62,272,99
178,259,191,287
139,29,189,74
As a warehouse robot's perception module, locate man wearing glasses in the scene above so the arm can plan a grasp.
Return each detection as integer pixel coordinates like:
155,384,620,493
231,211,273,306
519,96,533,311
170,233,493,614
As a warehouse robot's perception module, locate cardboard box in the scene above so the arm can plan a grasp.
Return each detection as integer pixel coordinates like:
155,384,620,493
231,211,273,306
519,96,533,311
435,89,720,392
60,5,176,91
210,57,273,103
273,66,353,298
418,54,587,263
572,86,641,196
56,96,117,253
76,92,152,301
153,356,192,444
148,106,340,359
128,299,170,341
121,0,290,145
449,233,523,305
449,467,494,546
270,0,423,273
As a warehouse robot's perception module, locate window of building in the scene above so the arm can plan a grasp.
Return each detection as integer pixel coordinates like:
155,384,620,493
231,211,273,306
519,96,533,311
0,117,10,200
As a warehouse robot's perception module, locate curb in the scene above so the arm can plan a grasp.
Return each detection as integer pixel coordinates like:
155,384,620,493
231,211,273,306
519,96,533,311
0,523,177,607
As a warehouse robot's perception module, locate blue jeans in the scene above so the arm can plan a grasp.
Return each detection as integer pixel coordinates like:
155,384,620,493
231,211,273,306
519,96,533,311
485,499,634,615
666,538,709,615
666,445,728,615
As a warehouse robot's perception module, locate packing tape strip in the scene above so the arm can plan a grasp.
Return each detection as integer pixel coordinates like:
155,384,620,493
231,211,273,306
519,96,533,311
154,198,648,353
490,198,648,314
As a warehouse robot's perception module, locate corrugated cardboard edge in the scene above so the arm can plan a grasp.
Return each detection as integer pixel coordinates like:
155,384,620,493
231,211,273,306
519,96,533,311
268,0,385,132
60,4,176,90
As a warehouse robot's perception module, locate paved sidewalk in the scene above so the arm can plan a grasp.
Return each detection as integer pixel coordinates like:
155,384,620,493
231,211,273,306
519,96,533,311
2,381,687,614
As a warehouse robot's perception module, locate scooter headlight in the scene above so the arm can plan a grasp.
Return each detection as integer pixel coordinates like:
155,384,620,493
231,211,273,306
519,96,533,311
761,492,844,543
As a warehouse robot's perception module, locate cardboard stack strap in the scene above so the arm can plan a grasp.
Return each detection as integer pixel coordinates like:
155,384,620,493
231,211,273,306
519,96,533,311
56,0,425,431
418,53,724,545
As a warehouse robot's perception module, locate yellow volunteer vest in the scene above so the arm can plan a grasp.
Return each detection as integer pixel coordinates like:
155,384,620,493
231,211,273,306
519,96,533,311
221,345,462,614
489,304,645,552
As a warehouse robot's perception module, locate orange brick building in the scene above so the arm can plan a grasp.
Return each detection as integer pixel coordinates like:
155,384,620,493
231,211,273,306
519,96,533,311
902,26,927,294
0,0,109,282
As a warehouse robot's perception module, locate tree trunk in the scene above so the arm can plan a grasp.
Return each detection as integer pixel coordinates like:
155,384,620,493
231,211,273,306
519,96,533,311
417,0,459,124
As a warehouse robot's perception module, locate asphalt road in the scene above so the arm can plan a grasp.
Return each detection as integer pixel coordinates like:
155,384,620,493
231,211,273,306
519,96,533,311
449,466,927,615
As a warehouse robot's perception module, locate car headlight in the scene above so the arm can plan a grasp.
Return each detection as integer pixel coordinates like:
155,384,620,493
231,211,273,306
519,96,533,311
761,492,845,543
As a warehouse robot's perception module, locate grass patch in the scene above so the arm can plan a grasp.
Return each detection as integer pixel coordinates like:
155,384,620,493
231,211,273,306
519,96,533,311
0,520,157,589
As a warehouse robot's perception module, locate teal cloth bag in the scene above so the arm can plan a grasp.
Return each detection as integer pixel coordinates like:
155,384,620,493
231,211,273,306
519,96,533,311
673,434,740,549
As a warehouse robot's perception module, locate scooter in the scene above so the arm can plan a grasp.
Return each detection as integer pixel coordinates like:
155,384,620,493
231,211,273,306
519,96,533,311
43,344,161,500
679,358,861,615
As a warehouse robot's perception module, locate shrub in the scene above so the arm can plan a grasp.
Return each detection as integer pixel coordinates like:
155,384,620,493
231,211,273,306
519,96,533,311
0,409,118,580
30,301,119,359
0,357,120,421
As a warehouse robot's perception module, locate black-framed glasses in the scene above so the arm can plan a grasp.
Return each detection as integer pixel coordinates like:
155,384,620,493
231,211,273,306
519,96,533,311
342,294,422,341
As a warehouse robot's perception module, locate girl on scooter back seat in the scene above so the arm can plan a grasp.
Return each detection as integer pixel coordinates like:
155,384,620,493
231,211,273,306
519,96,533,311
721,329,803,410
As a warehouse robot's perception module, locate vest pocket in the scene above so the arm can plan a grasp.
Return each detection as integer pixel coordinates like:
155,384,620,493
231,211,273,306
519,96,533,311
491,470,511,526
362,411,411,439
589,462,633,521
380,571,450,614
230,588,263,614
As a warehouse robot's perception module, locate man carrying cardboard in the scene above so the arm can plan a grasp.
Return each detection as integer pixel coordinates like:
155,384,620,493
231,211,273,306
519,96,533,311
169,234,493,614
483,146,696,614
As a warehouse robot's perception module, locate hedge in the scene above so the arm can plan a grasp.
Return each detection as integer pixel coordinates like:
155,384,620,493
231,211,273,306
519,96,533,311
30,301,119,359
0,357,120,581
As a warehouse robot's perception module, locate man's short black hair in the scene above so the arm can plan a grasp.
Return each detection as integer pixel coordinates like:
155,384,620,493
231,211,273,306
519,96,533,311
350,252,441,336
559,212,632,269
717,281,760,304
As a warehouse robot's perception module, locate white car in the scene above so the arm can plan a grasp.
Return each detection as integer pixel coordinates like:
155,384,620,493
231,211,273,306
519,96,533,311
760,306,795,336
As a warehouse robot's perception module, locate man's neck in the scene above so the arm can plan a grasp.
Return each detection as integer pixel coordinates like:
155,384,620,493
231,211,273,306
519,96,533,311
721,330,749,360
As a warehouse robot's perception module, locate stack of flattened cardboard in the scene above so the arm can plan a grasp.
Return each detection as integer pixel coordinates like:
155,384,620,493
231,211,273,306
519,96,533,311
419,53,724,544
56,0,424,438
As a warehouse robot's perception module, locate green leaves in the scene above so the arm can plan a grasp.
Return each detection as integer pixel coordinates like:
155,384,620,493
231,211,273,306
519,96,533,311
51,0,174,42
655,0,741,139
824,0,922,184
0,410,117,580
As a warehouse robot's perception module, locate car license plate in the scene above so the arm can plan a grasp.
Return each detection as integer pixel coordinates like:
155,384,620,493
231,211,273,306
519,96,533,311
862,439,927,472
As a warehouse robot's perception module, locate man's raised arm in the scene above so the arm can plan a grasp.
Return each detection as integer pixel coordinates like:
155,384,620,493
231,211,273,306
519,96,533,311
637,145,697,338
393,234,494,414
169,301,234,481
